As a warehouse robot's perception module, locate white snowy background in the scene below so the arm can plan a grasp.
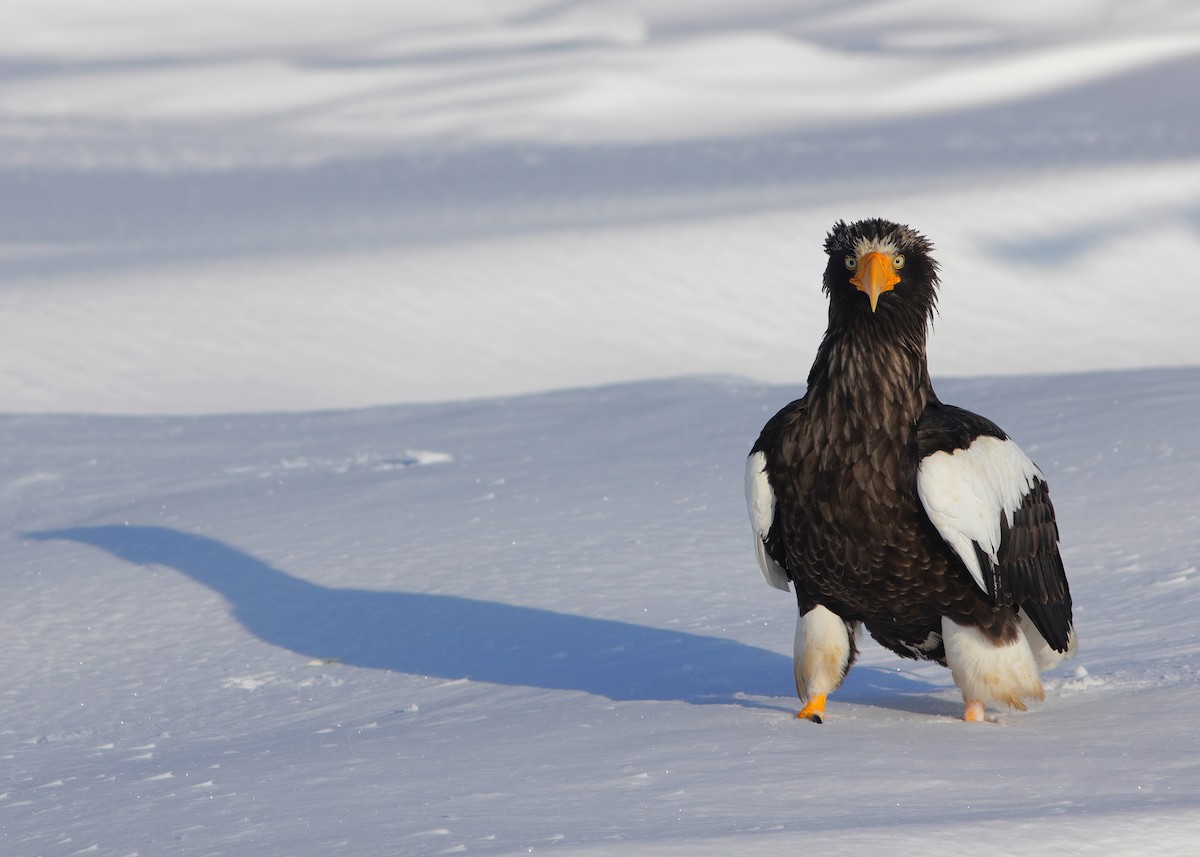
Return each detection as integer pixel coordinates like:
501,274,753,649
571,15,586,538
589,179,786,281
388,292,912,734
3,1,1200,854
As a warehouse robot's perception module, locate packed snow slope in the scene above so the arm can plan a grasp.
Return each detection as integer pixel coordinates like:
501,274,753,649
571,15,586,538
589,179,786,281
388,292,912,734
4,1,1200,855
1,0,1199,412
5,369,1200,856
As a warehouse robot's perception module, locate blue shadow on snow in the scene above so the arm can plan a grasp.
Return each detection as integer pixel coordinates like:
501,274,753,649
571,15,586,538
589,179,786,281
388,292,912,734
28,525,937,709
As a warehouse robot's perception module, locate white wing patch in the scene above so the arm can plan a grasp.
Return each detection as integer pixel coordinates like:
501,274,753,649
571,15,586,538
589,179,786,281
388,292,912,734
745,451,790,592
917,435,1043,596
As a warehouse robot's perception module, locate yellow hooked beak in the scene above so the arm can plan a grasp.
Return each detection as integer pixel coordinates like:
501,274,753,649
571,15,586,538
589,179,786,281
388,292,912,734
850,252,901,312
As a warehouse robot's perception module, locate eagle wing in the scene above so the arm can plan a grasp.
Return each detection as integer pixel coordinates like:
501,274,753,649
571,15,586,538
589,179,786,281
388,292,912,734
745,398,807,593
916,403,1074,652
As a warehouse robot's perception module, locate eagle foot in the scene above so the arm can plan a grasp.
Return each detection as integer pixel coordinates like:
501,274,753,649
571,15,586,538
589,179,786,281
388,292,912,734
796,694,827,723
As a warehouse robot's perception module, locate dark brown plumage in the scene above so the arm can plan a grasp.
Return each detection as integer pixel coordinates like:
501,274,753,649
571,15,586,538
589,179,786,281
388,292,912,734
746,218,1075,722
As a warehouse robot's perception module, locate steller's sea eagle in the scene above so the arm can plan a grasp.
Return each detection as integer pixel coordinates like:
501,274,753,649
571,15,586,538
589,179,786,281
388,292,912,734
746,218,1077,723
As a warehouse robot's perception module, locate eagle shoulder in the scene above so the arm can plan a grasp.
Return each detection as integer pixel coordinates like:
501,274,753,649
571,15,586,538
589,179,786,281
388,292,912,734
745,397,807,593
916,403,1074,652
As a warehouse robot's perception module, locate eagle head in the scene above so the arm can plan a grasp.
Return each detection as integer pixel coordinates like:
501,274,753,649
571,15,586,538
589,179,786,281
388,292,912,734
822,218,939,321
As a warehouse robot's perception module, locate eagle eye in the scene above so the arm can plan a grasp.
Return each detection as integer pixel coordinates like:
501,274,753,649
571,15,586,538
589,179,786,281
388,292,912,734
844,255,857,270
893,254,905,269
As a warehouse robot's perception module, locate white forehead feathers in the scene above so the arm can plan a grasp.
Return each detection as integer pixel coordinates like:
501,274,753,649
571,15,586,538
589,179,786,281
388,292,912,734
852,236,901,258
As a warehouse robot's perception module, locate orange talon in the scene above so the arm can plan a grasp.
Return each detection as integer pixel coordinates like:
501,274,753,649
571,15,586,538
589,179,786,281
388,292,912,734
963,700,986,722
797,694,828,723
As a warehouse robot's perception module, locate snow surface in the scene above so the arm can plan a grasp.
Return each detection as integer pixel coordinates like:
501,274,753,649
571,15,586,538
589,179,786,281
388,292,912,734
4,2,1200,855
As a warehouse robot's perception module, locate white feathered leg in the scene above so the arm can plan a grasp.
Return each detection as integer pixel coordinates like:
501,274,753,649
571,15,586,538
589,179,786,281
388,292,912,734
793,605,854,722
942,616,1044,721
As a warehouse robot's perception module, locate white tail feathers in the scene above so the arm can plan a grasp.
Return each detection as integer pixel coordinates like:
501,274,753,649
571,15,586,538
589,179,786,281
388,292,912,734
1020,612,1078,672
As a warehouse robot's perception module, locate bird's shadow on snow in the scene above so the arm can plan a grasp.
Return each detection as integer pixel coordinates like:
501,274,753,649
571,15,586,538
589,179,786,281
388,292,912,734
27,525,939,711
